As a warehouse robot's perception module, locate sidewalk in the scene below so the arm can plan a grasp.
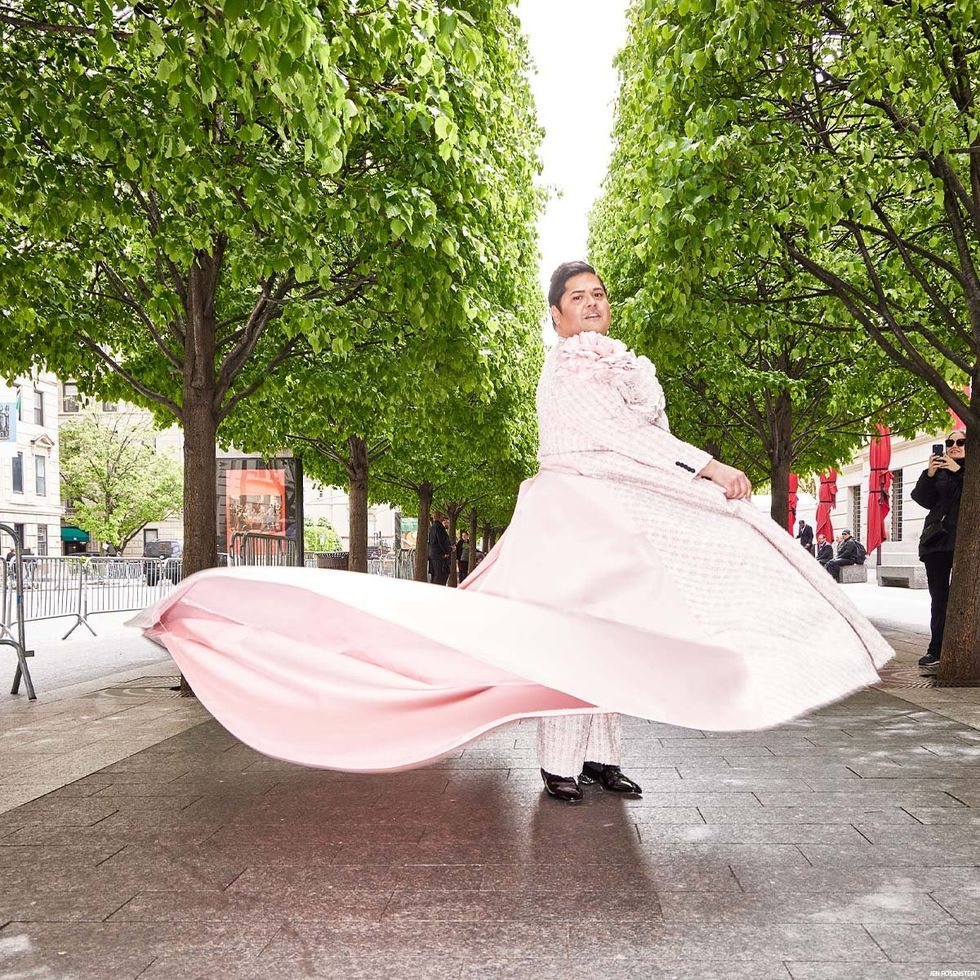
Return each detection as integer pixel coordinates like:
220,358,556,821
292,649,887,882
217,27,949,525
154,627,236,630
1,594,980,978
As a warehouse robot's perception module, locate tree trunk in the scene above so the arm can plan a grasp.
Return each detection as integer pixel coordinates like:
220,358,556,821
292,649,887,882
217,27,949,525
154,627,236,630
939,408,980,685
481,522,492,555
414,482,433,582
181,255,219,578
347,436,369,573
768,391,794,531
179,251,221,697
468,507,478,580
769,457,791,530
703,439,724,463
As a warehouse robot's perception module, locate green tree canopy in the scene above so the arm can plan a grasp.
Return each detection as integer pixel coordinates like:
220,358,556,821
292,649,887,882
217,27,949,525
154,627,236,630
0,0,542,576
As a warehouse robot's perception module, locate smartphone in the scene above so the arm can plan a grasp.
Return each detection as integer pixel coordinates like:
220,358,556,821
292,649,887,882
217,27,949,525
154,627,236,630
932,443,945,457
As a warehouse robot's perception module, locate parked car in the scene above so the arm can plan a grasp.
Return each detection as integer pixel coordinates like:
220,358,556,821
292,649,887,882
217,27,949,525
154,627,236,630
143,540,182,585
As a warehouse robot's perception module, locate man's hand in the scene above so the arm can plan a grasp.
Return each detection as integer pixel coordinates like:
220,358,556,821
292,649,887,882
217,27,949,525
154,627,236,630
701,459,753,500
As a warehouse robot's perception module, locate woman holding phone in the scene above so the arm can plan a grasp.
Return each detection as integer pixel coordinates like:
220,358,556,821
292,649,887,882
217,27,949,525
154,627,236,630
911,430,967,669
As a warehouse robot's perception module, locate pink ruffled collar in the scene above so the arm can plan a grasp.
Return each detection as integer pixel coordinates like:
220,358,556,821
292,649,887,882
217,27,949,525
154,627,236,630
555,330,666,417
556,331,634,376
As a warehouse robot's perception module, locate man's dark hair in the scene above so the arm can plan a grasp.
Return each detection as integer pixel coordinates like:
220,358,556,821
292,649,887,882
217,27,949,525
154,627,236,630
547,261,607,324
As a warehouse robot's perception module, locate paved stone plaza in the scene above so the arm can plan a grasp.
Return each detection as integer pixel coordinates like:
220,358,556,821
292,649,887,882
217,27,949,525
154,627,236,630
2,617,980,978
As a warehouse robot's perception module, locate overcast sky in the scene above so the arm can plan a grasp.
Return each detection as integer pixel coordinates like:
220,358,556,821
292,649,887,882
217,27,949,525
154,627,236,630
516,0,631,338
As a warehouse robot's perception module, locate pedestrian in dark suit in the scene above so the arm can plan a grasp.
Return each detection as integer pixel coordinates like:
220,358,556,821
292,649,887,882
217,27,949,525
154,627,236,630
796,519,814,555
815,534,834,567
428,513,453,586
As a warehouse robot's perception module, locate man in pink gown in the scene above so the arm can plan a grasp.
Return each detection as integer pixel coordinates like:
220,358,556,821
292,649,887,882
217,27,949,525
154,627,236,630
132,262,891,805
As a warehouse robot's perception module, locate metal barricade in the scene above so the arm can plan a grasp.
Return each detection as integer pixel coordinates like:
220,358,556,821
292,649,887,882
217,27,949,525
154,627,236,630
229,532,298,567
12,555,89,639
81,556,181,624
397,549,415,580
1,523,37,699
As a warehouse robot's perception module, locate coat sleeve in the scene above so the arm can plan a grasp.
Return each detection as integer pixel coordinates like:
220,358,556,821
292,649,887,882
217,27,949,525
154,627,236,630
910,469,936,510
551,370,714,480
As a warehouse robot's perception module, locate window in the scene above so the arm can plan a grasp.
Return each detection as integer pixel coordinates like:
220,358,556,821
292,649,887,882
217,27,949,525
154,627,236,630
34,388,44,426
102,401,118,413
0,402,12,442
12,452,23,494
36,525,48,557
62,383,79,413
891,469,903,543
143,528,159,546
35,455,46,496
850,485,862,543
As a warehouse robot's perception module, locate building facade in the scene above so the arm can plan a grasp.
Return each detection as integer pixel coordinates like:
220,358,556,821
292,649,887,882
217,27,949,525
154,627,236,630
0,375,63,556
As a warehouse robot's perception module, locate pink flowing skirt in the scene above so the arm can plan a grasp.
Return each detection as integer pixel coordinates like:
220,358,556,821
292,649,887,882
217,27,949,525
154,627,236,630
130,467,891,772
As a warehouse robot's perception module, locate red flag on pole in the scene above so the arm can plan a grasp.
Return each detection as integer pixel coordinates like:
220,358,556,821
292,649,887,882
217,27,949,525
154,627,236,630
866,424,892,554
787,472,799,535
816,469,837,542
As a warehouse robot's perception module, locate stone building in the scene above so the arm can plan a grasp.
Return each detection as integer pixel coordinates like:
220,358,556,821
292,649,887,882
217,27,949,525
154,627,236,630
0,375,63,556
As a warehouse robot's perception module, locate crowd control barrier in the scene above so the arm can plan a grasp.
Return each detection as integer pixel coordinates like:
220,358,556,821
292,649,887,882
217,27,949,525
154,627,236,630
1,523,37,700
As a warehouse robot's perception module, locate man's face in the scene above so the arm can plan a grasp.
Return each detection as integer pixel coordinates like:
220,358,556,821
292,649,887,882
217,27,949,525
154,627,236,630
550,272,611,338
441,518,449,529
817,535,826,545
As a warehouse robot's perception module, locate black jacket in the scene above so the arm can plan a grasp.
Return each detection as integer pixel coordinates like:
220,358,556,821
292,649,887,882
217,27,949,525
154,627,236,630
427,521,452,561
836,537,860,563
816,542,833,565
797,523,814,549
911,466,963,558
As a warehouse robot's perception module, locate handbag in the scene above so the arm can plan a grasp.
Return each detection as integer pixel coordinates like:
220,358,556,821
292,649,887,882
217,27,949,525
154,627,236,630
919,514,947,547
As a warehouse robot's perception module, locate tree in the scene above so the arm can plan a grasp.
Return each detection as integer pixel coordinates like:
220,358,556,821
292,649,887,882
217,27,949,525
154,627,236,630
303,516,341,554
599,0,979,683
60,407,182,552
0,0,538,578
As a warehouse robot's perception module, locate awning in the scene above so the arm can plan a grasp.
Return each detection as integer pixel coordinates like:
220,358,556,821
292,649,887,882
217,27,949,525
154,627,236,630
60,526,90,543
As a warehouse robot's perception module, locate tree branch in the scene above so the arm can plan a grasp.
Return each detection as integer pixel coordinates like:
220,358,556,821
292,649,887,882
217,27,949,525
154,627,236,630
76,334,181,418
217,335,302,421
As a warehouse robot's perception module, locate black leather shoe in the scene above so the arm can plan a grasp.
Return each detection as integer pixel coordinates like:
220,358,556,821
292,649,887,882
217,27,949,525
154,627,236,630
580,761,643,795
540,768,583,802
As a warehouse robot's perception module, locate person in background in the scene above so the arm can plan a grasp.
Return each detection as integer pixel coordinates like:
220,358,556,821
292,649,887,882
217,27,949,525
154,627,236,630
824,529,860,581
456,530,470,582
427,512,453,586
796,519,814,555
911,430,966,670
815,533,834,567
